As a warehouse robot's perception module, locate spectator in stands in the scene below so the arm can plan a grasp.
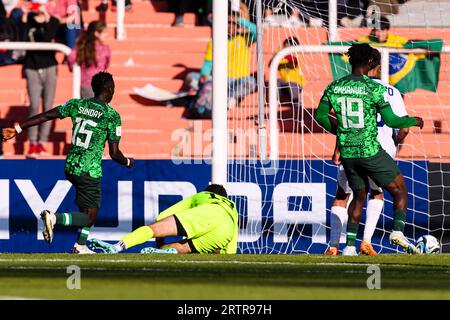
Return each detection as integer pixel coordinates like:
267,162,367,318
358,15,408,46
96,0,132,13
46,0,81,48
341,0,411,28
227,7,257,108
0,0,7,17
176,3,255,110
365,0,407,17
338,0,366,27
1,0,18,15
290,0,328,27
183,1,245,91
262,0,304,27
21,1,60,156
0,0,20,65
184,39,212,95
68,20,110,98
172,0,212,27
270,37,306,110
0,121,3,159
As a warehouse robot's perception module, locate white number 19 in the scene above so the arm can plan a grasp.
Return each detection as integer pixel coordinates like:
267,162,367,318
337,97,364,129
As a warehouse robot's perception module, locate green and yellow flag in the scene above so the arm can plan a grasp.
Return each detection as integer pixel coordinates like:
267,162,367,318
327,37,443,94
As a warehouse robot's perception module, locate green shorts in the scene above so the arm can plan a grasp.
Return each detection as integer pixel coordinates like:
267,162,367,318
65,172,101,209
341,148,401,191
156,203,235,254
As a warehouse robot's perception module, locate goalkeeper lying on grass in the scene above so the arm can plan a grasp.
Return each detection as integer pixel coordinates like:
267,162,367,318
89,184,239,254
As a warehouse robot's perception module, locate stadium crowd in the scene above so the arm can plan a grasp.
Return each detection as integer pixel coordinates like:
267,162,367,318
240,0,412,28
0,0,414,157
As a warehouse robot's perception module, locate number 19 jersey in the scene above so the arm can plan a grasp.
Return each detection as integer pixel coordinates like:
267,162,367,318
318,74,390,159
57,98,122,178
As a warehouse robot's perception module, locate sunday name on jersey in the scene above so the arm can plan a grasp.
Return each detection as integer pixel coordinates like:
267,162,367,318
78,106,103,119
333,86,367,95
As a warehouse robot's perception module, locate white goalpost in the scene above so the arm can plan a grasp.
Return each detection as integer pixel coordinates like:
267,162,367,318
211,0,229,185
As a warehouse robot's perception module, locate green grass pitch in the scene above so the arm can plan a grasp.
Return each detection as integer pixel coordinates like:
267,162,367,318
0,253,449,300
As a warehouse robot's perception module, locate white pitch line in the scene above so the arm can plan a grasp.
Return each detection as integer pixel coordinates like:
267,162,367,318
0,258,373,266
2,266,368,274
0,296,41,300
0,258,442,268
3,266,187,273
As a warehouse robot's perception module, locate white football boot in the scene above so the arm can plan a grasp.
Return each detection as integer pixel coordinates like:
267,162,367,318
342,246,358,256
40,210,55,244
72,243,96,254
389,231,419,254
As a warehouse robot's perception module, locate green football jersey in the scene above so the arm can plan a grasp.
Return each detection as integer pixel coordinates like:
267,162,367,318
57,98,122,178
318,74,390,158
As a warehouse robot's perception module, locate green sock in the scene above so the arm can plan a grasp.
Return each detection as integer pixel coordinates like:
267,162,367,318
121,226,154,250
77,227,90,245
393,209,406,232
55,212,90,227
346,222,359,247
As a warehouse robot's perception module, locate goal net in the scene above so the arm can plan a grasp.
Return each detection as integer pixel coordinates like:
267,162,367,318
225,0,450,254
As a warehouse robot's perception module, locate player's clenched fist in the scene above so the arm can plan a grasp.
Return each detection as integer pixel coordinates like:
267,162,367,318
2,128,17,141
414,117,424,129
126,157,135,169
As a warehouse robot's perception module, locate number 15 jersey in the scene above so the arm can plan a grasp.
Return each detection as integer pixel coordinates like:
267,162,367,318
318,74,390,159
57,98,122,178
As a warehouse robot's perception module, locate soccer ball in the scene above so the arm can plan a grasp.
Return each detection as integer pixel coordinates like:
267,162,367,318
415,235,441,254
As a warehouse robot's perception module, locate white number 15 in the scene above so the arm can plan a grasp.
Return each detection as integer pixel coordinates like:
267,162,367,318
72,117,97,149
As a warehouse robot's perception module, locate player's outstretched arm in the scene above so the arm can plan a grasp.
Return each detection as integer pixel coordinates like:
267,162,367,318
108,141,134,168
2,107,61,141
379,106,424,129
157,195,195,221
236,17,257,43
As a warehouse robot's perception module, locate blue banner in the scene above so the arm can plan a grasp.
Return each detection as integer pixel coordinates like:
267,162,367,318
0,160,429,254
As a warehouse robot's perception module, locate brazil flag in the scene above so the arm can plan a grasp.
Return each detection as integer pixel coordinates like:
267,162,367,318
327,38,443,93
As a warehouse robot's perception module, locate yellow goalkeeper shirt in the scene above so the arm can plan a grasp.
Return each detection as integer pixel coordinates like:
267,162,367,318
156,191,239,254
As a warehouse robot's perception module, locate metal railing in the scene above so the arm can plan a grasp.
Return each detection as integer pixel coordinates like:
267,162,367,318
268,45,450,160
0,41,81,98
116,0,126,40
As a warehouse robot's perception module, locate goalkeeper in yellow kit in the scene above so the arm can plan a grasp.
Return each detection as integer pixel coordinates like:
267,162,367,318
89,184,239,254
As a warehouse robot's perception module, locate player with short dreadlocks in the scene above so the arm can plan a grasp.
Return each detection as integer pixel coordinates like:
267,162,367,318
315,43,424,255
2,72,134,254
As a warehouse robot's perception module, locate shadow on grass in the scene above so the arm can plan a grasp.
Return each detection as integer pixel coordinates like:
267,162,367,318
1,266,449,291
